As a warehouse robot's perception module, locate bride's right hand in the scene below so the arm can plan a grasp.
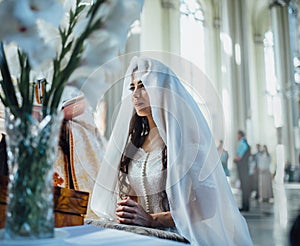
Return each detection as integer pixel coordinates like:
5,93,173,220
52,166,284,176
116,196,153,227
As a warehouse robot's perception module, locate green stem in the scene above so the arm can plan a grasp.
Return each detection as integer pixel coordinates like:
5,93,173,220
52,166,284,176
0,42,20,117
44,1,105,115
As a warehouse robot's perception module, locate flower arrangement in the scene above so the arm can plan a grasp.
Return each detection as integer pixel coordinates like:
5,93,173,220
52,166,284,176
0,0,144,240
0,0,143,118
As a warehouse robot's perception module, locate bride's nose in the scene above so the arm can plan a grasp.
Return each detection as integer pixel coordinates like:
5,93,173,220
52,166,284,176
132,87,141,98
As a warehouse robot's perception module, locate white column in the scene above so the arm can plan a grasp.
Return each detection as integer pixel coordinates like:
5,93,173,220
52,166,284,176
219,0,237,166
270,1,298,165
140,0,180,54
220,0,252,152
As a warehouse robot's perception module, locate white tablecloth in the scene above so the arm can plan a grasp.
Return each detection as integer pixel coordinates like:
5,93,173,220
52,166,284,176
0,225,187,245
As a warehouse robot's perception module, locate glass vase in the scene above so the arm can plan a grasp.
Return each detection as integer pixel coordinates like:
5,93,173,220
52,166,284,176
3,109,63,239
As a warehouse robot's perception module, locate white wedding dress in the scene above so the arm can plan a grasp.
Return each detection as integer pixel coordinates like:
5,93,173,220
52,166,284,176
127,128,167,214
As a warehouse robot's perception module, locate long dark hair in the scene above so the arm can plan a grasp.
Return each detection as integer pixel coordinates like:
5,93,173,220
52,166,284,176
120,112,149,174
118,112,169,211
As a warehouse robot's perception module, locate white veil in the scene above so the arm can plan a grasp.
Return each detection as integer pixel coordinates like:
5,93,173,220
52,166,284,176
91,56,252,245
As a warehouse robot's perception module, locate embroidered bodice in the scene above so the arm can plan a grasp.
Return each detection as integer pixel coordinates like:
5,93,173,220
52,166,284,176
127,129,167,214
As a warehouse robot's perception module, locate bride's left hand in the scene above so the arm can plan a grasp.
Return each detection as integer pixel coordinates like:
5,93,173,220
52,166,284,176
116,197,153,227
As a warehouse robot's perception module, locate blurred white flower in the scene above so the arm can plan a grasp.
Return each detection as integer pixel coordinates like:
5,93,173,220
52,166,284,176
102,0,144,51
0,0,145,116
0,1,24,38
69,59,120,109
4,25,56,67
68,0,145,108
82,30,119,67
73,0,144,51
0,0,63,67
37,19,61,55
94,0,118,21
13,0,63,28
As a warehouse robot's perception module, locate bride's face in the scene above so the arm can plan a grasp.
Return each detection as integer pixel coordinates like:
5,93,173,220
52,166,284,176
130,71,151,117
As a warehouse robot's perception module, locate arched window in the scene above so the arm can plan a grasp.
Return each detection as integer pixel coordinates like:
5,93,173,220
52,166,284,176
180,0,205,72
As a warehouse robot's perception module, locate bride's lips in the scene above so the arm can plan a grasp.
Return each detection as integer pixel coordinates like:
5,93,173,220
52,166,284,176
134,102,144,108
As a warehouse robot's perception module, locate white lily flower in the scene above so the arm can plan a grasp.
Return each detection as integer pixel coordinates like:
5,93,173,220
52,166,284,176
37,19,61,54
14,0,64,28
0,0,62,67
71,0,144,73
74,0,117,33
0,0,145,117
68,55,122,109
94,0,118,21
102,0,144,51
0,1,25,39
68,29,119,82
67,0,145,108
73,0,144,50
6,25,55,68
81,30,119,67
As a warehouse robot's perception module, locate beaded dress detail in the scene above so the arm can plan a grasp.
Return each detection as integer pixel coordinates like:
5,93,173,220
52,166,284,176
127,128,167,214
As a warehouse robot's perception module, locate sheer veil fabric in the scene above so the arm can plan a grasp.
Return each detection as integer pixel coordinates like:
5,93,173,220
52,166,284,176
91,56,253,245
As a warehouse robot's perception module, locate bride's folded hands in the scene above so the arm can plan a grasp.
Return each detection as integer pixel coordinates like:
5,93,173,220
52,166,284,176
116,197,153,227
116,197,175,228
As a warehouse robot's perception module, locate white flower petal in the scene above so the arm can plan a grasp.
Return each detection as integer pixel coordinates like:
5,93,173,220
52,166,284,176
5,25,55,68
70,70,108,109
13,0,36,27
0,0,145,112
37,19,61,53
0,1,25,38
68,58,121,109
14,0,64,28
81,30,119,68
102,0,144,50
31,0,64,27
4,44,20,78
95,0,118,21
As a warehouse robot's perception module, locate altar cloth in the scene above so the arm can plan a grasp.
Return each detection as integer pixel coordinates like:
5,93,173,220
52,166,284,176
0,225,187,245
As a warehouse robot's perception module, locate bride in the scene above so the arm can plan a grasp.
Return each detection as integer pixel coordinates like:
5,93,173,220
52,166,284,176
91,56,253,245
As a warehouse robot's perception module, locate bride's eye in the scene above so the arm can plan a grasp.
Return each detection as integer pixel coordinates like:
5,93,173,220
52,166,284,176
137,81,144,88
129,81,144,91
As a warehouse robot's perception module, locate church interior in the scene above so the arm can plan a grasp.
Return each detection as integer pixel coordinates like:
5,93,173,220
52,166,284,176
0,0,300,245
